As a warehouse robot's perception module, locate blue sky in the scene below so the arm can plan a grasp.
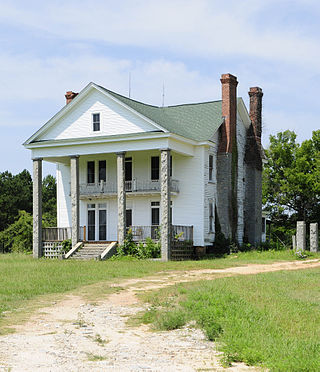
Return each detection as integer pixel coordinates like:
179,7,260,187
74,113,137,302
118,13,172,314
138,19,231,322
0,0,319,175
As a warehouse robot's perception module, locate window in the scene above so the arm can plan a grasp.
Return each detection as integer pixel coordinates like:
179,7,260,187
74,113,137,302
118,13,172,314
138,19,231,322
151,201,160,225
87,161,95,184
262,218,266,233
126,209,132,228
125,157,132,181
151,202,160,239
209,202,214,232
151,156,159,180
99,160,106,182
92,113,100,131
209,155,213,181
170,155,173,177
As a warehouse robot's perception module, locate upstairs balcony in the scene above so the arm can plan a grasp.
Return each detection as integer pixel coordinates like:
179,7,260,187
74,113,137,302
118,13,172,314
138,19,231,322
79,178,179,198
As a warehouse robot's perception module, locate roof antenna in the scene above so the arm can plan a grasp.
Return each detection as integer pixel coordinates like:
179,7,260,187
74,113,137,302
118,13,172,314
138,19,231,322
128,72,131,98
162,82,165,107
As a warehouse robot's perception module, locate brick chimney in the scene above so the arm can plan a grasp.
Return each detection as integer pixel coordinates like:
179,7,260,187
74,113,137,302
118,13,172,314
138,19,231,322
219,73,238,153
248,87,263,144
65,91,78,105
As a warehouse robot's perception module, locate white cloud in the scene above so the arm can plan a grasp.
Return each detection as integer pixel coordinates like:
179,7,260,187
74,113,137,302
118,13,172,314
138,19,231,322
1,0,319,69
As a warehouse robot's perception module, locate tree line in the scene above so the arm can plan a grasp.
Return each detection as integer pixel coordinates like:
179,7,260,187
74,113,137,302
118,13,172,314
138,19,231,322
0,171,56,252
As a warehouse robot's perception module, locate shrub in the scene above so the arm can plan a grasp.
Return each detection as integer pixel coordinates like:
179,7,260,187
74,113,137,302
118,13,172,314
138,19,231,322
61,239,72,253
116,230,161,259
0,210,33,253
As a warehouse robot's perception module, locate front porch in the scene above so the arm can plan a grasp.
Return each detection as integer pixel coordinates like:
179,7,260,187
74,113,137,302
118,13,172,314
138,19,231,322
41,224,194,260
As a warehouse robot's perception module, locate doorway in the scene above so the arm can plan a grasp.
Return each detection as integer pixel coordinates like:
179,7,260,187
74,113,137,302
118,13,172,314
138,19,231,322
87,203,107,241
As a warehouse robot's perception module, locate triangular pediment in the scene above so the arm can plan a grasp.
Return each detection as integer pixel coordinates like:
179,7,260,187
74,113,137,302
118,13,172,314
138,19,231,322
25,83,167,144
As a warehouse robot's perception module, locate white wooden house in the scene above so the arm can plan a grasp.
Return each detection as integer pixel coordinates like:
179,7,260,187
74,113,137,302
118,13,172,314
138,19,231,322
24,73,263,260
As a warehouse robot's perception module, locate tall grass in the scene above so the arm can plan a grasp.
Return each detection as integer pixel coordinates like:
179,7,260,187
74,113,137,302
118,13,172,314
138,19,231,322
140,268,320,371
0,250,318,333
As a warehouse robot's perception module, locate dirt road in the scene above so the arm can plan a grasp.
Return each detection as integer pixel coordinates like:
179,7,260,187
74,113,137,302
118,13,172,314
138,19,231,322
0,259,319,371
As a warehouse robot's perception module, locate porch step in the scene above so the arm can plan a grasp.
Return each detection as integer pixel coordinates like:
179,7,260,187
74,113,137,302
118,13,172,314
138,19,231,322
69,242,117,260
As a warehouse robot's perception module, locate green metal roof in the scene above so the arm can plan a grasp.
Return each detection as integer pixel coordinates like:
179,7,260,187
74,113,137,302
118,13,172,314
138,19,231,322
99,85,223,142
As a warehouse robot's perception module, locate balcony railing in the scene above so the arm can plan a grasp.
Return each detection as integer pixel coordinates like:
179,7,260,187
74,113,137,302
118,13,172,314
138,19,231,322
80,179,179,196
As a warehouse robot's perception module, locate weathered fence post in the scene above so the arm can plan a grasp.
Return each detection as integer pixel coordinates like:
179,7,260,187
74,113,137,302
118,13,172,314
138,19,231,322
296,221,306,251
292,235,296,251
310,223,319,253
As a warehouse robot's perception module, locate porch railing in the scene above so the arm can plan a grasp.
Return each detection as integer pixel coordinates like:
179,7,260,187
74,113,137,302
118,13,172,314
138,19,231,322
80,178,179,196
42,227,85,242
42,227,71,241
128,224,193,243
172,225,193,242
128,225,160,241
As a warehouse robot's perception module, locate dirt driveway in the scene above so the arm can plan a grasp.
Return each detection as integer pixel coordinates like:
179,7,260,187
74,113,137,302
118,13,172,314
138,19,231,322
0,259,319,372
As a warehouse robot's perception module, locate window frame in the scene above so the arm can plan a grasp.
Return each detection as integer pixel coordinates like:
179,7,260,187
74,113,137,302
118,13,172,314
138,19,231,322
92,112,100,132
209,154,214,182
209,201,214,233
151,156,160,181
87,161,95,184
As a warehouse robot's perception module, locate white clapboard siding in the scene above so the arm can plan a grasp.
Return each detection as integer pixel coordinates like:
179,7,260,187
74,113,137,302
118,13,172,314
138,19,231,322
40,89,160,141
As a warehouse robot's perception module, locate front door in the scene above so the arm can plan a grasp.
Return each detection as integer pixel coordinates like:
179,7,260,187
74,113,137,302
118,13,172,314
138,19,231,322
87,204,96,241
87,203,107,241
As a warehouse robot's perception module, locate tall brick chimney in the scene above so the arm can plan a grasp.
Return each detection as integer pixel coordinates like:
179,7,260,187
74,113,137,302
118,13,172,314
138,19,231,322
65,91,78,105
219,73,238,153
249,87,263,144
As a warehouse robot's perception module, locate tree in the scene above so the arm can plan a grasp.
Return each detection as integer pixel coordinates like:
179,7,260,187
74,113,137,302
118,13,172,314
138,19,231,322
263,130,320,225
0,210,33,253
42,175,57,226
0,170,32,231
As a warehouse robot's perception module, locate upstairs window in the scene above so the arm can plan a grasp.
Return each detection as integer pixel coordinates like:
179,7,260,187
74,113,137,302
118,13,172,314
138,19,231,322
151,156,160,180
92,113,100,132
87,161,95,184
99,160,106,182
209,155,213,181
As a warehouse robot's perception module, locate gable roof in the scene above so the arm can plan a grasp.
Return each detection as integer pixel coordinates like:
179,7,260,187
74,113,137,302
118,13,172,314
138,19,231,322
25,82,251,146
99,85,223,142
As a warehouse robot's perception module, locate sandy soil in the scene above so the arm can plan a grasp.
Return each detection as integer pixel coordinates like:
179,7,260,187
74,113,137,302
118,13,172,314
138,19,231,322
0,259,319,372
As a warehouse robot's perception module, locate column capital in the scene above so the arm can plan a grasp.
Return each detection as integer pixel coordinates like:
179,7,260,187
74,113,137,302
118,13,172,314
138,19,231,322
116,151,126,156
160,148,171,152
32,157,43,161
70,155,80,159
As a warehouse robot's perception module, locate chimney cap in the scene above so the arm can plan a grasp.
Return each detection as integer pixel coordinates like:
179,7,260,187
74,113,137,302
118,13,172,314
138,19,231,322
65,91,79,104
249,87,263,96
220,73,238,86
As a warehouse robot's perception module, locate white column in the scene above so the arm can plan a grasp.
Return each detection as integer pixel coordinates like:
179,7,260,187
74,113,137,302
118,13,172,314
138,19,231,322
117,152,126,245
70,155,80,247
33,158,42,258
161,149,171,261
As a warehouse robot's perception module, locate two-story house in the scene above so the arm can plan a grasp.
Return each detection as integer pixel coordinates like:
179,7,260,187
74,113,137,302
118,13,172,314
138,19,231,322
24,73,263,260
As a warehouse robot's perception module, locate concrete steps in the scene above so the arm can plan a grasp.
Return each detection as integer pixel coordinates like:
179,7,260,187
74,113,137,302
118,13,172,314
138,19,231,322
70,242,117,260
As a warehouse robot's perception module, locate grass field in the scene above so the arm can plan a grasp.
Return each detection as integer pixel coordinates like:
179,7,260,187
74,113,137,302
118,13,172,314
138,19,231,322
137,268,320,371
1,249,314,329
